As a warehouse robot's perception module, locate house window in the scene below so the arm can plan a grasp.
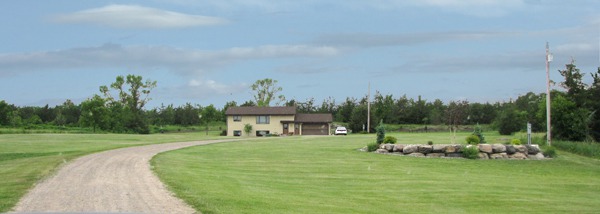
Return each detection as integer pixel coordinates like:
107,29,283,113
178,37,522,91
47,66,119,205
256,130,270,136
233,115,242,122
256,115,270,124
233,130,242,136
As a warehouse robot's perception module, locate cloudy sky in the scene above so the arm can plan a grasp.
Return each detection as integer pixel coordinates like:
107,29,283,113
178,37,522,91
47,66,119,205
1,0,599,108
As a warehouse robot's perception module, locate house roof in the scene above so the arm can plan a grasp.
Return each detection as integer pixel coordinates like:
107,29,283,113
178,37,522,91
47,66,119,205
225,106,296,115
295,113,333,123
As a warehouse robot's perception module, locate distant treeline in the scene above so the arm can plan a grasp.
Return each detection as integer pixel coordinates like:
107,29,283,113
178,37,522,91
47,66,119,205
0,62,598,142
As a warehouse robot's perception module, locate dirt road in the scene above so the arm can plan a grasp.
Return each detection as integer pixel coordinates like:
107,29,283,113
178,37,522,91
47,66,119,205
12,139,234,213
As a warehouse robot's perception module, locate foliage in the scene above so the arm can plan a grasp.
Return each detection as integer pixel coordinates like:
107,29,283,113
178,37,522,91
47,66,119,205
552,140,600,159
243,124,253,136
462,145,480,159
375,120,386,144
348,104,368,133
539,93,591,141
79,95,109,133
366,142,379,152
496,106,526,135
427,141,433,145
465,135,480,144
543,146,558,158
472,123,486,144
251,78,285,107
383,136,397,144
446,100,469,143
511,139,522,145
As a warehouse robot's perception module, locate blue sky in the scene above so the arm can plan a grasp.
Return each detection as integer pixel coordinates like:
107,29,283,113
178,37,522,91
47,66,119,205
1,0,599,109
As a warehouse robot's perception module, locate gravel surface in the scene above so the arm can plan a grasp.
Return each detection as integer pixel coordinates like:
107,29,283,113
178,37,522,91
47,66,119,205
11,139,235,214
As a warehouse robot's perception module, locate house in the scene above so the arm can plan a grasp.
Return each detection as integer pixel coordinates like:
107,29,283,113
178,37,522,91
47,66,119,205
225,106,333,136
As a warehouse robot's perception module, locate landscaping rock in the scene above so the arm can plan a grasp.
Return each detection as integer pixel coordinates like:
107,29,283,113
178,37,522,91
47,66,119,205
418,145,433,154
515,145,528,154
505,145,517,155
403,145,418,154
478,152,489,159
393,144,404,153
445,145,461,153
359,146,368,152
492,144,506,153
509,152,527,160
489,153,508,159
432,145,447,153
446,153,463,158
526,145,541,154
426,153,445,158
383,144,395,152
408,152,425,157
529,153,545,160
479,144,493,153
375,149,389,154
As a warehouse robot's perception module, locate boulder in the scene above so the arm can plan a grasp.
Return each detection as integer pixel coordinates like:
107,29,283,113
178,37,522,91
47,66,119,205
526,145,541,154
446,153,463,158
492,144,507,153
445,145,462,153
515,145,528,154
432,145,447,153
359,146,368,152
479,144,493,153
418,145,433,154
509,152,527,160
408,152,425,157
426,153,445,158
403,145,418,154
383,144,395,152
393,144,405,153
489,153,508,159
478,152,489,159
505,145,517,155
375,149,389,154
529,153,545,160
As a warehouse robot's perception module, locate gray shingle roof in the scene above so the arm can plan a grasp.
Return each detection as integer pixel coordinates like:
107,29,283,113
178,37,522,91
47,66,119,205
225,106,296,115
295,113,333,123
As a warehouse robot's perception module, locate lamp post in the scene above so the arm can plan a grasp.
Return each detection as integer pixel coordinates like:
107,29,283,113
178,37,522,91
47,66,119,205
545,42,553,147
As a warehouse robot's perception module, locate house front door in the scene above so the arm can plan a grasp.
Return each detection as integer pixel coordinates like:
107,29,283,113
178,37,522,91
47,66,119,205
283,123,289,135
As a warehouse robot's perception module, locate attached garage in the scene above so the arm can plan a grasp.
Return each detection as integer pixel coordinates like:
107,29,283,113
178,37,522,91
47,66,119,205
295,114,332,135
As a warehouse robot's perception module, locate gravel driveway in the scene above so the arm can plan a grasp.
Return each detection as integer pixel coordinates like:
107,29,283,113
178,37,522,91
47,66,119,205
11,139,235,213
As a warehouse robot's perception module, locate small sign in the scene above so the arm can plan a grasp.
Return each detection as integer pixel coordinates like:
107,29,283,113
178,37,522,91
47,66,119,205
527,122,532,145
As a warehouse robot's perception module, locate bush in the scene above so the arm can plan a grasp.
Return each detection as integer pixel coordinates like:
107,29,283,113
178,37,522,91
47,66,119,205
543,146,557,158
511,139,522,145
375,121,385,144
472,124,486,144
466,135,480,144
462,145,480,159
367,142,379,152
383,136,397,144
427,141,433,145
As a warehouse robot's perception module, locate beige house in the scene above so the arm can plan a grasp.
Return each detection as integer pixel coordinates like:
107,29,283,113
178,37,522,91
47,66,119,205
225,106,333,136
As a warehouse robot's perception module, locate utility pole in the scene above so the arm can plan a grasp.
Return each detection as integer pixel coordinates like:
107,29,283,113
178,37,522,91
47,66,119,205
367,82,371,133
545,42,553,146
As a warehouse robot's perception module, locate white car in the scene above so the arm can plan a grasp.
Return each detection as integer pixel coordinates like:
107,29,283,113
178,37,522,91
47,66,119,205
334,126,347,135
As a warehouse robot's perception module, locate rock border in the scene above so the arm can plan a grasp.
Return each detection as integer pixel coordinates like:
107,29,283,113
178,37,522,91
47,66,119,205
364,143,545,160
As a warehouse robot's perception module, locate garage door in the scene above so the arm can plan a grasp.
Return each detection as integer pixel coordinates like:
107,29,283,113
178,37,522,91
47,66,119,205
302,123,329,135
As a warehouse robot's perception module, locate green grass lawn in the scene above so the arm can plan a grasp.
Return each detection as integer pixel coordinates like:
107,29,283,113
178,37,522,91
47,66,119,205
152,132,600,213
0,132,223,212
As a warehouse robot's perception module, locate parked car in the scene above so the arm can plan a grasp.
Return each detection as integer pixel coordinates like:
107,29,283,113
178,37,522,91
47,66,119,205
334,126,347,135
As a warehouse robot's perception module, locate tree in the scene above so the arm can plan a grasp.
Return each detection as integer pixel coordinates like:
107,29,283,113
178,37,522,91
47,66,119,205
79,95,109,133
244,123,253,136
0,100,12,126
588,67,600,141
446,100,469,143
335,97,356,123
100,74,156,134
349,104,369,133
558,60,587,107
496,106,526,135
545,93,590,141
251,78,285,106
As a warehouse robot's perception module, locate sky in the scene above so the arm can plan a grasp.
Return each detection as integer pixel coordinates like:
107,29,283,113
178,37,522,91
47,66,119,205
1,0,599,109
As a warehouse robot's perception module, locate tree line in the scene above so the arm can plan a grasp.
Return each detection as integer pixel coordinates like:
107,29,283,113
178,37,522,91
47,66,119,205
0,62,598,142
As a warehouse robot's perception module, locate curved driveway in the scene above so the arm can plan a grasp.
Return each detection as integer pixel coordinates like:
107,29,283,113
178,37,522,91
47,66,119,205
12,139,235,213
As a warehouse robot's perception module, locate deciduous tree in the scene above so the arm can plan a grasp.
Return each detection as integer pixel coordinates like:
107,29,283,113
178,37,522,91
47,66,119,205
250,78,285,107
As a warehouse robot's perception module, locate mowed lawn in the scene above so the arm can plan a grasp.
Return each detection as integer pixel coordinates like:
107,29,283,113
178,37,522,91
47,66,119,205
0,133,220,212
152,132,600,213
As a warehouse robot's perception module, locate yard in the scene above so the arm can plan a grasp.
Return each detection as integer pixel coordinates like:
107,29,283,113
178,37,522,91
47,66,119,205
153,132,600,213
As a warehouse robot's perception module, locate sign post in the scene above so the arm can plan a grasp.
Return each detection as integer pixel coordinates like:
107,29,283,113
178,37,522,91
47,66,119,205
527,122,532,145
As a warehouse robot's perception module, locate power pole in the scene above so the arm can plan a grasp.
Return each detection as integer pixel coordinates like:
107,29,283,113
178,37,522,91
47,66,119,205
367,82,371,133
545,42,553,146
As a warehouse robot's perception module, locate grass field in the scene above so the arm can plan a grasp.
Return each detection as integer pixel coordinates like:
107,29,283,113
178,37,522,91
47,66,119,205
152,132,600,213
0,132,222,212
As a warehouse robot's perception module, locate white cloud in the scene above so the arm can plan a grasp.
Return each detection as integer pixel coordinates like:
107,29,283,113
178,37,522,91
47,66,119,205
52,4,228,29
